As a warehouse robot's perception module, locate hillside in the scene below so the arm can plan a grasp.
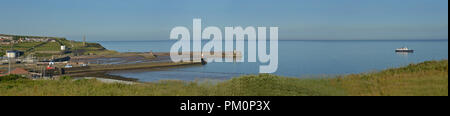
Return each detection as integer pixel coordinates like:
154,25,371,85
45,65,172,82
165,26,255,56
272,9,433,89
0,60,447,96
0,34,109,58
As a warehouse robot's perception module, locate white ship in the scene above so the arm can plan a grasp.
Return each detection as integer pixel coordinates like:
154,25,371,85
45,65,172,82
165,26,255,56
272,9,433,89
395,47,414,53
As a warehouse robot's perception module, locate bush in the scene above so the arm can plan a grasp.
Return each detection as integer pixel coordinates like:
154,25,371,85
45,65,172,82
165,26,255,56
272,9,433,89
59,76,73,80
0,75,26,82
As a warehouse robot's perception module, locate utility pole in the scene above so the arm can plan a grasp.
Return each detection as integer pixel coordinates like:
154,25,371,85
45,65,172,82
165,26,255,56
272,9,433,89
8,58,11,75
8,57,11,75
8,40,12,75
83,35,86,47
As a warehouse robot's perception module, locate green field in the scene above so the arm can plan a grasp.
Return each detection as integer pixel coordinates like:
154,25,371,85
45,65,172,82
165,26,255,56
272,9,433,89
1,42,44,56
0,60,447,96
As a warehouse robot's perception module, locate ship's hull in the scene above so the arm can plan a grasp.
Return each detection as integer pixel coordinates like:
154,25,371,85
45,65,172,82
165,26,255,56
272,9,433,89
396,50,414,53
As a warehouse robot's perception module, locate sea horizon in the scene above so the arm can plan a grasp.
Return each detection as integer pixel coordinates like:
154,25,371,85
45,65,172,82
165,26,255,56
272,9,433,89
92,39,449,42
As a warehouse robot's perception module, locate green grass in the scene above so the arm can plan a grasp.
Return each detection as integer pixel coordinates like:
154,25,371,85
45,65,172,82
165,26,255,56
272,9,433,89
59,39,113,56
331,60,448,96
1,42,44,55
0,60,447,96
34,42,61,51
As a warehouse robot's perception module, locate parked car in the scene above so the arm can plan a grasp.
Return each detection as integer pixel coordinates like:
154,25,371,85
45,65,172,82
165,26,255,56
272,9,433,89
64,65,73,68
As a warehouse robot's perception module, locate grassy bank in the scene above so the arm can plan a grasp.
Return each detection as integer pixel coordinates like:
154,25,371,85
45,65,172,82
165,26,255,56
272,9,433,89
0,60,447,96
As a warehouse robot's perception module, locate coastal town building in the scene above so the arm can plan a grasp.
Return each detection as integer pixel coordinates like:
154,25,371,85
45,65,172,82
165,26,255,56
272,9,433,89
0,36,13,40
0,69,6,76
61,45,66,51
6,50,23,58
0,34,61,44
0,68,30,77
0,36,13,45
0,41,10,45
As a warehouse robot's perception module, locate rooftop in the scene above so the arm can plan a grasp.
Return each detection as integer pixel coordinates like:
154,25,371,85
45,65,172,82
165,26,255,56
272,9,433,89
0,68,29,77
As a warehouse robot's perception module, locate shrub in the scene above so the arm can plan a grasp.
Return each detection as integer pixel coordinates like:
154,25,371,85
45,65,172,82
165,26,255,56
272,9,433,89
0,75,26,82
59,76,73,80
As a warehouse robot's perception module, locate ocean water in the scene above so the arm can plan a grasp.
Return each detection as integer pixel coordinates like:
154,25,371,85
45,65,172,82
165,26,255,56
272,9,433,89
97,40,449,82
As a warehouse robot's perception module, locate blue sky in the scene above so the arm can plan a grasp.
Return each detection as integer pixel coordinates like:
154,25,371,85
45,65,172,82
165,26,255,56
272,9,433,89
0,0,448,41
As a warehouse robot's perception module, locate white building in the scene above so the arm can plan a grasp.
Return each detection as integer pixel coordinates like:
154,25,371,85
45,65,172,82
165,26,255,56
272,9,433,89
61,45,66,51
6,50,22,58
6,51,17,58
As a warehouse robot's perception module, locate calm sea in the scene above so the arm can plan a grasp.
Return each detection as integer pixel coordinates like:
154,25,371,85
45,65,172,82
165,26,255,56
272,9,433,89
97,40,448,82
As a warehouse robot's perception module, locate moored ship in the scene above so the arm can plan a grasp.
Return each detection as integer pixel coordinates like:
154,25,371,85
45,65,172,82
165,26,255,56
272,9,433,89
396,47,414,53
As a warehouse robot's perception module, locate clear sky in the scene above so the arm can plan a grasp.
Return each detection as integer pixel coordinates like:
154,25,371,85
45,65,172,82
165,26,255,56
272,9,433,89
0,0,448,41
